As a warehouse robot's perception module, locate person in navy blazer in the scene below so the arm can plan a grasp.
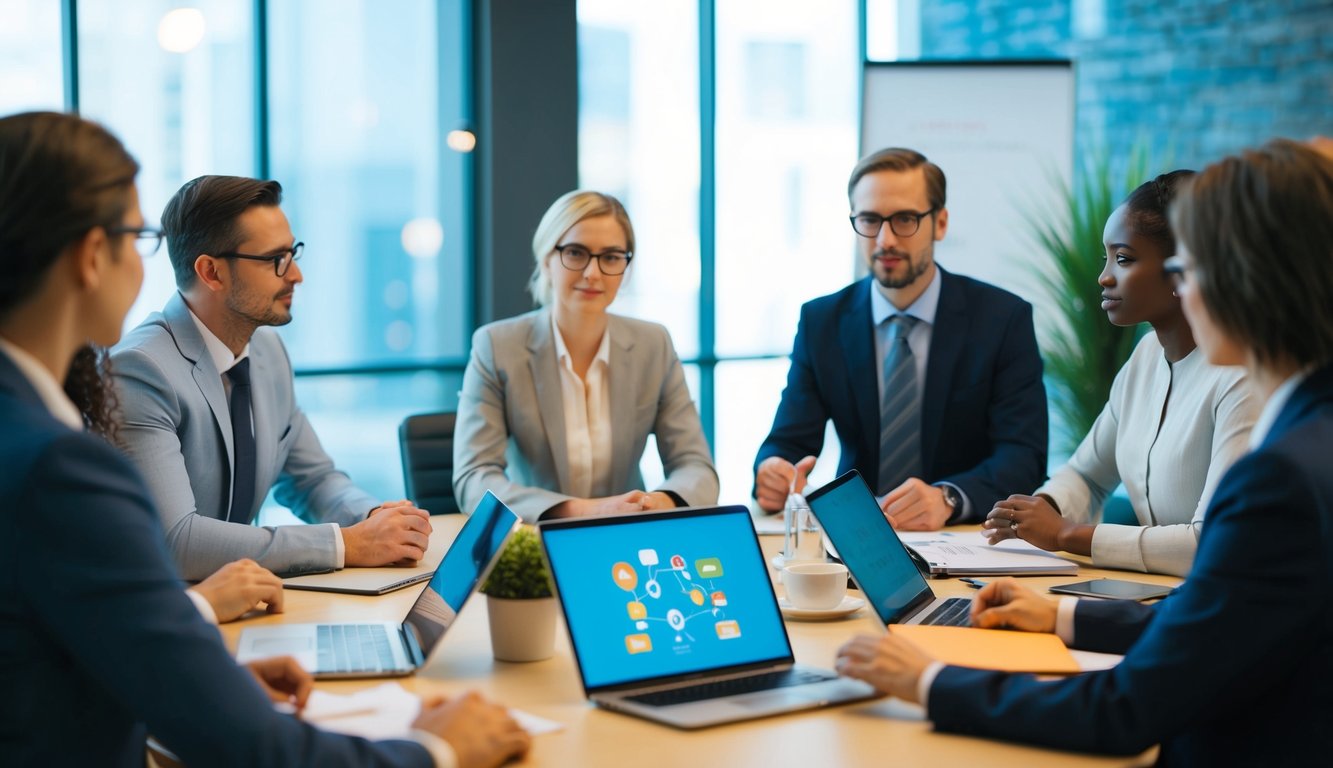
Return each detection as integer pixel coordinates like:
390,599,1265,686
0,111,529,767
755,148,1047,528
836,139,1333,765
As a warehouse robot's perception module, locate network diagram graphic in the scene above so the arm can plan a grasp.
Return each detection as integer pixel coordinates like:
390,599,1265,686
610,547,741,657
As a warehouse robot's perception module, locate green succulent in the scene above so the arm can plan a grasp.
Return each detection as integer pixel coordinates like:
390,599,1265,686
481,526,553,599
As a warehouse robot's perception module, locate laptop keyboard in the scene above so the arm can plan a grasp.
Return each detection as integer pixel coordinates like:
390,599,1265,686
625,669,835,707
317,624,397,673
920,597,971,627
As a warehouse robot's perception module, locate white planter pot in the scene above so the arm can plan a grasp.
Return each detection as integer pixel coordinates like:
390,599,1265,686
486,595,557,662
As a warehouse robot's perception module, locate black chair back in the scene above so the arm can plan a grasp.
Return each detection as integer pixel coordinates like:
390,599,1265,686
398,411,461,515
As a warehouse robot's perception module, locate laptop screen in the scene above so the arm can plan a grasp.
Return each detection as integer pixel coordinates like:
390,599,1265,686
403,492,519,657
805,471,934,625
541,506,793,692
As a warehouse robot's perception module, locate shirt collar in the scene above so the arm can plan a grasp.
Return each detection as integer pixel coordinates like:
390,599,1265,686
870,265,942,327
1249,369,1312,448
185,300,250,375
551,312,611,369
0,336,84,430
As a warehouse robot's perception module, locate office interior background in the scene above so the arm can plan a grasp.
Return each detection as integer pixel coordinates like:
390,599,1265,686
2,0,1329,518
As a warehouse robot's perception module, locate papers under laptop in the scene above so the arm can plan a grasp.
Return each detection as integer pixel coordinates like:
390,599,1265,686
806,470,1059,628
539,505,877,729
236,491,519,679
896,531,1078,576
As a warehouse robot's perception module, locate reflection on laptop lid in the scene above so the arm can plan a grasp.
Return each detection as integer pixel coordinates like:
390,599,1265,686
805,470,942,625
539,505,878,729
403,491,521,659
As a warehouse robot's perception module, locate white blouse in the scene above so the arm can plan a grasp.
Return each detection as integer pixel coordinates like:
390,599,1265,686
551,315,613,500
1036,332,1258,576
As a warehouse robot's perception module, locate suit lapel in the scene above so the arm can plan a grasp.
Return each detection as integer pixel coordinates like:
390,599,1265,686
921,269,965,476
248,337,277,503
607,316,636,491
1262,365,1333,448
528,311,572,492
164,293,235,479
839,280,879,461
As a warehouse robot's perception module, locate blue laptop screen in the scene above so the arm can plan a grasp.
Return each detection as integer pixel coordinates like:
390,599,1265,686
806,472,933,624
404,492,518,656
542,508,792,691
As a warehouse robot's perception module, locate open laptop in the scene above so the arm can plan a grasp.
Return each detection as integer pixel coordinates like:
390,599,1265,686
236,491,520,679
805,471,973,628
539,505,877,729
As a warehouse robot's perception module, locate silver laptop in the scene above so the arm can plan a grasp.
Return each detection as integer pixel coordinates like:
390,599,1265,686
539,505,877,729
805,470,973,628
236,491,519,679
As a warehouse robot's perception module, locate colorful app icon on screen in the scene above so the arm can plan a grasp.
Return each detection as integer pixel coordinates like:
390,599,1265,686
714,620,741,640
710,591,727,607
625,634,653,654
694,557,723,579
626,601,647,620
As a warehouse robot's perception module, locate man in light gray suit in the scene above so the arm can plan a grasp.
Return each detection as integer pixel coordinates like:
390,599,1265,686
112,176,431,580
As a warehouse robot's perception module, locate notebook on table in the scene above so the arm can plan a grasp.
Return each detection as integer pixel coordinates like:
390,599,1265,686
235,491,519,679
539,505,877,729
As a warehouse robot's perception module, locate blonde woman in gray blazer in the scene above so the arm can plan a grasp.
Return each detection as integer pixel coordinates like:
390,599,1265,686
453,191,718,522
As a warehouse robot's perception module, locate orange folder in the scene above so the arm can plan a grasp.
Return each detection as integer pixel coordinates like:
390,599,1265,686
890,624,1081,675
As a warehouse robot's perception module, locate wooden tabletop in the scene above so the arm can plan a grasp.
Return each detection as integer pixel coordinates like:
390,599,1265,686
219,515,1176,767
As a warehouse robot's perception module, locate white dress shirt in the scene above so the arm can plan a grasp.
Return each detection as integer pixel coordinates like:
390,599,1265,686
551,314,613,499
1035,333,1257,575
186,308,345,567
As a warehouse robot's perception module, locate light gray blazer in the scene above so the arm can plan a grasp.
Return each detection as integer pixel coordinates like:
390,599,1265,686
111,292,378,579
453,309,719,522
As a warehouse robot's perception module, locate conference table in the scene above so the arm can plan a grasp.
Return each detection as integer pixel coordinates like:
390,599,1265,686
218,514,1180,767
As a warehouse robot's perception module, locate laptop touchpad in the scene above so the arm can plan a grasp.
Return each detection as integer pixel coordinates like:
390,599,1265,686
735,691,810,709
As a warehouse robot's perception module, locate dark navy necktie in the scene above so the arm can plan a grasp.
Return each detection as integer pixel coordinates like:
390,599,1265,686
226,358,257,525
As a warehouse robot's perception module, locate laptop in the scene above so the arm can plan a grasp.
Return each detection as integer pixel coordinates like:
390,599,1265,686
539,505,877,729
281,558,442,596
236,491,520,678
805,471,973,628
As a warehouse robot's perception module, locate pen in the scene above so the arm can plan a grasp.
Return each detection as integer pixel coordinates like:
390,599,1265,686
959,578,988,590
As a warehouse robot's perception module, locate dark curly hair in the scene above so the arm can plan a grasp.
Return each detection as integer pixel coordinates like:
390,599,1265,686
63,345,120,443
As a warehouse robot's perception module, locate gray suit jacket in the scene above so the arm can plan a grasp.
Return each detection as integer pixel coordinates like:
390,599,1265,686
111,293,378,579
453,309,719,522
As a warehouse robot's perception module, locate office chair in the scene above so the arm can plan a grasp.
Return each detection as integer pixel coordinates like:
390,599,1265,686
398,411,461,515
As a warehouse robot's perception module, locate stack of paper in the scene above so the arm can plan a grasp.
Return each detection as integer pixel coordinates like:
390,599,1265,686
297,683,563,739
897,531,1078,576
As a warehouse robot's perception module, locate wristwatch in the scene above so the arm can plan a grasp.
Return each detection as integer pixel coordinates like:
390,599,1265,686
937,484,962,522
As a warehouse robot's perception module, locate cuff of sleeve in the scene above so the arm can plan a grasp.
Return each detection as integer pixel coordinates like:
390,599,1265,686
660,490,688,507
409,728,458,768
185,588,219,625
1056,597,1079,645
332,524,346,569
917,660,946,709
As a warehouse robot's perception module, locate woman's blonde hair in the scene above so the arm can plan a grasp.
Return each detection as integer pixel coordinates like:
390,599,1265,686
528,190,635,306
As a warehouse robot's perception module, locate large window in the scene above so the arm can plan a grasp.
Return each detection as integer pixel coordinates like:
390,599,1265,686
0,0,63,114
578,0,860,504
78,0,256,331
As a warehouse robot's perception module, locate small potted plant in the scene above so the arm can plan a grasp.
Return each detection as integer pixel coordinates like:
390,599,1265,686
480,526,557,662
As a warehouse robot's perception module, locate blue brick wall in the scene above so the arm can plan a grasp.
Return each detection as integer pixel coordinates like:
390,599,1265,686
911,0,1333,173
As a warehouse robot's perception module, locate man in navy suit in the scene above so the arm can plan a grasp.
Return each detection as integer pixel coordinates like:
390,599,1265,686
835,139,1332,764
754,148,1047,529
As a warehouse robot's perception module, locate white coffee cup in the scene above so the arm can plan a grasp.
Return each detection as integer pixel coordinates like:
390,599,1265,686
783,562,848,610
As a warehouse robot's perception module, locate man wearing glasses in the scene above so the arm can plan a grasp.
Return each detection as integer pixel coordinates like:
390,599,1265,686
112,176,431,580
754,148,1047,530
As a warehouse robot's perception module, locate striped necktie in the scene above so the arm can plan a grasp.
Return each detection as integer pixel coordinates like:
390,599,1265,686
877,314,922,494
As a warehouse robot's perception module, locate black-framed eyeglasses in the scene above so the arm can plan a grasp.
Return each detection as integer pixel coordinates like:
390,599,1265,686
1162,255,1189,290
849,208,938,239
216,242,304,277
106,225,164,258
554,243,634,276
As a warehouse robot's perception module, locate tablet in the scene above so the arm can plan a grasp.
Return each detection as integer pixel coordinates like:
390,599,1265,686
1048,578,1173,601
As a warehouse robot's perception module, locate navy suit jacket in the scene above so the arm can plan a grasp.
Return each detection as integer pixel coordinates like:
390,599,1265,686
0,353,430,767
927,365,1333,765
755,270,1048,519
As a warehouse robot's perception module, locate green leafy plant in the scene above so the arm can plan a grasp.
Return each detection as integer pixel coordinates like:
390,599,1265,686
1025,148,1151,455
480,526,553,599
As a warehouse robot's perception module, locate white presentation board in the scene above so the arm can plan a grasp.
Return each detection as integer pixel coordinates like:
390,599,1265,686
859,61,1074,304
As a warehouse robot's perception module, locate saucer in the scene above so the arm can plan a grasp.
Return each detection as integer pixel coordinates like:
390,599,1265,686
778,595,866,621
